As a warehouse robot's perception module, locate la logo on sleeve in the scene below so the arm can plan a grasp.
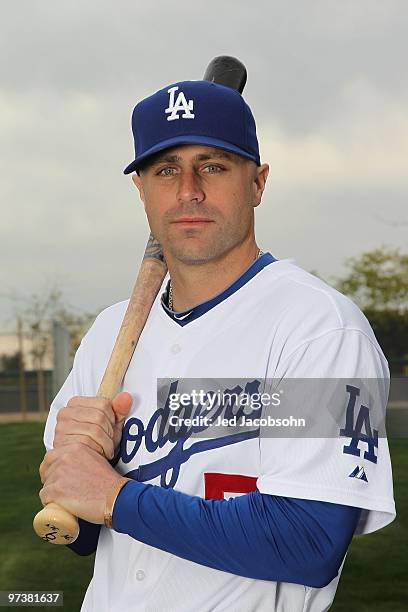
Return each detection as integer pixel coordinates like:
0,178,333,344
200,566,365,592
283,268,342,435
340,385,378,464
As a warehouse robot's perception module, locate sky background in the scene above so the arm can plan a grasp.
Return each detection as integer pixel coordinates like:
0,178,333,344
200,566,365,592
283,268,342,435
1,0,407,328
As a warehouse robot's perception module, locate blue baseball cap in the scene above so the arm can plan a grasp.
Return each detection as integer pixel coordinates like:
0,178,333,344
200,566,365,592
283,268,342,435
123,80,260,174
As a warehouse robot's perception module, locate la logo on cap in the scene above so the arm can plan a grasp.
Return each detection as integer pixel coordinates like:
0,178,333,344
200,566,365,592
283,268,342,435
165,86,195,122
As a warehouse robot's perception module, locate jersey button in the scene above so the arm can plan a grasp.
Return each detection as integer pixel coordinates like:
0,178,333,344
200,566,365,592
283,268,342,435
135,570,145,581
171,344,181,354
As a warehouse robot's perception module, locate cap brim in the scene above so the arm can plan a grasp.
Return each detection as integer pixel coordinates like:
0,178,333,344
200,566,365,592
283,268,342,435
123,135,259,174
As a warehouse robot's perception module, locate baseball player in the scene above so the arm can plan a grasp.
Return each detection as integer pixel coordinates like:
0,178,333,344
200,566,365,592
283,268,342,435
39,79,395,611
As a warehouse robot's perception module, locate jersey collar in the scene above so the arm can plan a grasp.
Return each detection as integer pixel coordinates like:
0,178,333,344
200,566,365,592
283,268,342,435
161,252,277,326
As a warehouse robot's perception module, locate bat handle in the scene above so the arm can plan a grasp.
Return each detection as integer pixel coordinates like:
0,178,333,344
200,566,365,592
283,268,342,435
32,369,111,545
33,503,80,545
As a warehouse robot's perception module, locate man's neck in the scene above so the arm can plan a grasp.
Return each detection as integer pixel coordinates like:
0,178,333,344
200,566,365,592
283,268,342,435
166,242,261,312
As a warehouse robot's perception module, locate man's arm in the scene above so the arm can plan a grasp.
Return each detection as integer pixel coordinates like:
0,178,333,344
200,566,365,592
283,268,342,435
41,442,359,588
111,480,360,588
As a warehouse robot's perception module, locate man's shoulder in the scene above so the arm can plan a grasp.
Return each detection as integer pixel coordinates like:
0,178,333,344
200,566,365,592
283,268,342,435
259,259,374,335
81,300,130,350
258,259,387,373
94,299,130,326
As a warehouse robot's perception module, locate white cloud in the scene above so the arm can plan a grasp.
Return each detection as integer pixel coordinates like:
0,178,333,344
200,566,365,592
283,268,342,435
0,2,407,325
0,89,137,234
262,79,408,190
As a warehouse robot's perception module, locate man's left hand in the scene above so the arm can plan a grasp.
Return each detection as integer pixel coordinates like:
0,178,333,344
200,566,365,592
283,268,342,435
39,444,123,524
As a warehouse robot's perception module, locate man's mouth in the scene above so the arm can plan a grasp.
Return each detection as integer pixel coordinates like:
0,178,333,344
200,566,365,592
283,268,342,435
172,217,214,224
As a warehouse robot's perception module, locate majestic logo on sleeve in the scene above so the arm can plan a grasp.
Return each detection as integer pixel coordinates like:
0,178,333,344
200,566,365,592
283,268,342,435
165,86,195,121
348,466,368,482
340,384,378,464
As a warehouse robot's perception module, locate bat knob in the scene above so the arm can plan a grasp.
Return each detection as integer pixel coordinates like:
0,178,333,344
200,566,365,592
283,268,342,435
203,56,247,93
33,503,79,545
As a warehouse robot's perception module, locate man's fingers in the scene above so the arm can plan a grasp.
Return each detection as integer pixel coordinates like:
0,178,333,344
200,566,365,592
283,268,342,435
39,451,52,484
54,423,113,458
58,406,114,438
38,444,119,523
52,394,132,461
112,392,133,423
55,434,107,457
66,396,116,428
39,449,60,484
54,405,115,458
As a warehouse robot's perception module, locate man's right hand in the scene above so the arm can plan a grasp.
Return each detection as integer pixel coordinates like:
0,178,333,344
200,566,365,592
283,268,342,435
53,392,133,460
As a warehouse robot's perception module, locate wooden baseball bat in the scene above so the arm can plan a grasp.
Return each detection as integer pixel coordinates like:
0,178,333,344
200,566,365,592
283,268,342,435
33,235,167,544
33,56,248,545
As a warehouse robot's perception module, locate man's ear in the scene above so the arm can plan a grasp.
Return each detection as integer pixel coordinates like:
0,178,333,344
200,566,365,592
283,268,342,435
252,163,269,208
132,173,145,203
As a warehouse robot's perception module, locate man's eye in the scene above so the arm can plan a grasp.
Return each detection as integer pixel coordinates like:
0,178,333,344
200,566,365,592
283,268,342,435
158,167,176,176
203,164,223,173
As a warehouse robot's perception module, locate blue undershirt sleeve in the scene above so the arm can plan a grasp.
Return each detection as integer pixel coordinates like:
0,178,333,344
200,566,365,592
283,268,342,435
67,518,100,556
112,480,361,588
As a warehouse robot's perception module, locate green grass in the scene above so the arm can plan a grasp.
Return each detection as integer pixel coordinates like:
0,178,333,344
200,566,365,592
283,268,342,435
0,423,94,611
0,423,406,611
332,438,407,611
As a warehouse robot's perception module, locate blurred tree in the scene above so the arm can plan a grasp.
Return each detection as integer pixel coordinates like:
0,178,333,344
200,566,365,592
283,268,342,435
0,351,21,372
8,283,99,411
335,247,408,312
335,247,408,374
23,286,61,413
362,309,408,372
55,308,97,356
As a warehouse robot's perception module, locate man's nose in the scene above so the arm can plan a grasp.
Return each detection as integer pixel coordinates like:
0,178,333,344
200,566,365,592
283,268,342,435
177,171,205,204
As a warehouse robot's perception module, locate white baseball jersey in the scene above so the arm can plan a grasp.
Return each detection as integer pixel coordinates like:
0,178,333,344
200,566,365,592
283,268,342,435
44,255,395,612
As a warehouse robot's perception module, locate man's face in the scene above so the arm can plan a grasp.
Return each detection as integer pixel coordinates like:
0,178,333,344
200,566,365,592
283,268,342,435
132,144,269,266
